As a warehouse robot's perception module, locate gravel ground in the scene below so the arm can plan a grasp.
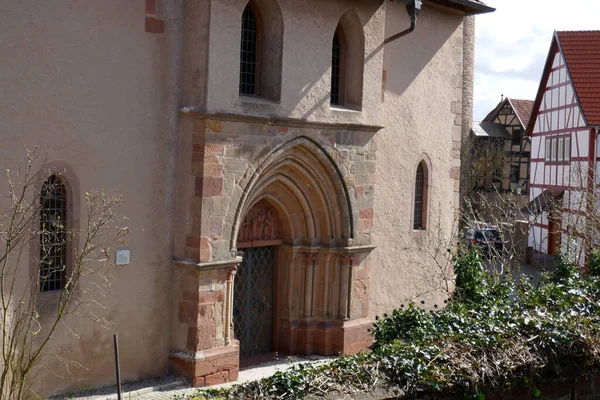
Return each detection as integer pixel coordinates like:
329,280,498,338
55,355,332,400
50,375,187,400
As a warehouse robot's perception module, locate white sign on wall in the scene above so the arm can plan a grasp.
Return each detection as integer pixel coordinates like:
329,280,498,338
115,249,131,266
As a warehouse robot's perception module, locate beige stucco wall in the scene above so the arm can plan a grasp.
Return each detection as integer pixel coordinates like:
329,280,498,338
0,0,471,396
204,0,384,126
370,3,465,316
0,0,183,396
183,0,467,341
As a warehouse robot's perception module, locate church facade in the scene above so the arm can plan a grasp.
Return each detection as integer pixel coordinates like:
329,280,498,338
0,0,492,396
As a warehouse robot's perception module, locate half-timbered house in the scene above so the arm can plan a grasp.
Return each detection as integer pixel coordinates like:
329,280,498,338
472,97,534,194
527,31,600,262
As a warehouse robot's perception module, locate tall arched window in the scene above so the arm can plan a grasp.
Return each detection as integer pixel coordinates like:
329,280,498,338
239,3,259,96
330,10,364,109
331,29,344,106
40,175,67,292
238,0,283,101
413,162,428,230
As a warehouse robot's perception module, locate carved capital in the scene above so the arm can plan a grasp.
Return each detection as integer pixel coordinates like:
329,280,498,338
340,253,354,267
304,253,317,264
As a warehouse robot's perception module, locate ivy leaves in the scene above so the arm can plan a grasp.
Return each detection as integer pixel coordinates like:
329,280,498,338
190,251,600,399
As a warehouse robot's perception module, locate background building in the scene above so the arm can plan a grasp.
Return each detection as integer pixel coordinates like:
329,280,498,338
527,30,600,263
473,97,534,194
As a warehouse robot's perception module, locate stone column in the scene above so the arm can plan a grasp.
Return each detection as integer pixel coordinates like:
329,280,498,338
336,249,376,356
224,268,236,345
303,253,316,318
459,15,476,209
337,254,353,320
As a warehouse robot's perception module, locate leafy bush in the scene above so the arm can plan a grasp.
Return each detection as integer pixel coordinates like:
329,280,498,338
589,249,600,277
371,251,600,396
453,249,487,301
553,251,578,282
186,251,600,399
198,354,380,399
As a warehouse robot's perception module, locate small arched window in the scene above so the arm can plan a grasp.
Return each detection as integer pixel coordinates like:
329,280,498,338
413,162,428,230
40,175,67,292
330,10,364,109
239,0,283,101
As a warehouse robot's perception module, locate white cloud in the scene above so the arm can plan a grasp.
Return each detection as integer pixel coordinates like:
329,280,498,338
473,0,600,120
487,54,536,74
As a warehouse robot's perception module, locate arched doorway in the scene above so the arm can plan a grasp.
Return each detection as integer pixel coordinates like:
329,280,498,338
234,200,282,361
228,137,372,361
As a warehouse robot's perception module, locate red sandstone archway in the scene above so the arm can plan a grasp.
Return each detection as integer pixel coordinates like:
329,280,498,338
229,137,371,358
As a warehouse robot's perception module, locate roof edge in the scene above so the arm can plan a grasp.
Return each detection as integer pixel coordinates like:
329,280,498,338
482,97,509,123
526,34,559,137
425,0,495,15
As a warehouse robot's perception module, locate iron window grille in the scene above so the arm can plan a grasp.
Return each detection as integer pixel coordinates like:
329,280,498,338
233,246,274,357
331,31,342,106
239,4,258,96
40,175,67,292
413,163,425,230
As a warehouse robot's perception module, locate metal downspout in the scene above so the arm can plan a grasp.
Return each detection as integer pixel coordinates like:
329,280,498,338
384,0,422,45
594,127,600,195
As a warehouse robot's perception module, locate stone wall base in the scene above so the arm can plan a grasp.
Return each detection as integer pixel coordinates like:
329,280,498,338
277,318,373,357
168,343,240,387
341,318,373,355
169,320,371,388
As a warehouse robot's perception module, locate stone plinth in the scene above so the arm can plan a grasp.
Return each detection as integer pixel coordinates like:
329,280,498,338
169,259,241,386
169,344,239,387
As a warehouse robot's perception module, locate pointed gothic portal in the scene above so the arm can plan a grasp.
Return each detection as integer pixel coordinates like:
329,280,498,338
231,137,373,358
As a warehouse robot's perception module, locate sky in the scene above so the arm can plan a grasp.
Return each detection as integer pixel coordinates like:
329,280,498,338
473,0,600,121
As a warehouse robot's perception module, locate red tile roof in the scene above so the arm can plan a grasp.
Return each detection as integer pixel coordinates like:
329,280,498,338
557,31,600,126
508,99,534,127
482,98,534,128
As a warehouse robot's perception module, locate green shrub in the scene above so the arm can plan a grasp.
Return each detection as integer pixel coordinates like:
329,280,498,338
454,250,487,302
589,249,600,276
553,251,578,282
186,251,600,399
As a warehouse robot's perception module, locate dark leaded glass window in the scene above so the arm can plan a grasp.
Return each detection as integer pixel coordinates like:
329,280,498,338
40,175,67,292
413,163,425,230
239,4,258,96
512,128,523,146
510,165,520,182
331,32,341,106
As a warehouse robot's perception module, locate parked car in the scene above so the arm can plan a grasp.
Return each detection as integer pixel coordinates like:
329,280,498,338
463,226,504,256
